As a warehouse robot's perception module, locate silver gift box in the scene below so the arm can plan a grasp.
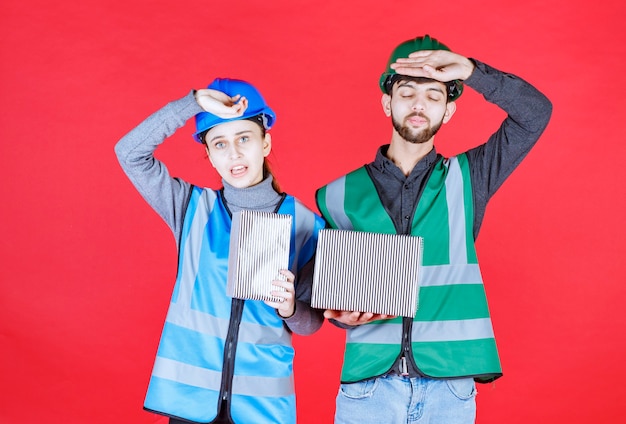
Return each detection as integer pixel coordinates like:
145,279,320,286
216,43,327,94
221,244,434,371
311,229,423,318
227,210,292,302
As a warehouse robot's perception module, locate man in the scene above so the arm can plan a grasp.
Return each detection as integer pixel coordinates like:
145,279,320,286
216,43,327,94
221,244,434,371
316,35,552,423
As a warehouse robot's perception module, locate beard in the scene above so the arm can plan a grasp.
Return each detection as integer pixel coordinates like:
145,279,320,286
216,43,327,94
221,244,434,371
392,112,444,144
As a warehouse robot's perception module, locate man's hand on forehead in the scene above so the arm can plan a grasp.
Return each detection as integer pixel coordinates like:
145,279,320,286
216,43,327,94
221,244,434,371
390,50,474,82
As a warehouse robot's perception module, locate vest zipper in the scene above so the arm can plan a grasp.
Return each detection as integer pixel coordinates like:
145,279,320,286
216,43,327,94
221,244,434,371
214,191,287,421
216,298,244,420
399,356,408,376
401,316,412,375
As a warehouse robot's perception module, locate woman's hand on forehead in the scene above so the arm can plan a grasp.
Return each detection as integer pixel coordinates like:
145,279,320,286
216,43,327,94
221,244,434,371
196,88,249,118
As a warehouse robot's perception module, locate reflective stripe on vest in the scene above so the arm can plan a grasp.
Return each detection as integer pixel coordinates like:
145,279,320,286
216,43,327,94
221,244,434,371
346,318,495,344
144,187,323,423
317,155,502,383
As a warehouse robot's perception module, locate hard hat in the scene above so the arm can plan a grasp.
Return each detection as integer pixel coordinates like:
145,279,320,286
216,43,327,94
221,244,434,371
193,78,276,143
379,35,463,101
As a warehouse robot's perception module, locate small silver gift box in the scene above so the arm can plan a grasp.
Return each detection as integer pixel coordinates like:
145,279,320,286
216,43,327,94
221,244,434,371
311,229,423,318
227,210,292,302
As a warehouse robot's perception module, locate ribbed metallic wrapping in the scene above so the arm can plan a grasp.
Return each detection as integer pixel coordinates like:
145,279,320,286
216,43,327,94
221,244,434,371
311,229,423,317
227,210,292,302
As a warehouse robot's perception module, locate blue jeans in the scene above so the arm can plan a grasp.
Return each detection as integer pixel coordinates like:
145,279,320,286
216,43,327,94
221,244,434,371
334,374,477,424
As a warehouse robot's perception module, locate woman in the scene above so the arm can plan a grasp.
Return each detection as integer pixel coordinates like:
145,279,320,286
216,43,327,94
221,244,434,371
115,78,325,424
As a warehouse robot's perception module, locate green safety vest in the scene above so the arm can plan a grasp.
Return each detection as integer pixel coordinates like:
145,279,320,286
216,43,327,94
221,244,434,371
316,154,502,383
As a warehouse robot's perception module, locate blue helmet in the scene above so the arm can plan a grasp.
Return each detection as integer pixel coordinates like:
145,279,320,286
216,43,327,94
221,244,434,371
192,78,276,143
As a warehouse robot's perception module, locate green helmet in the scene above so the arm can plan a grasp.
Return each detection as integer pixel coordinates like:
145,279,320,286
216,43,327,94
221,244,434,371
379,34,463,101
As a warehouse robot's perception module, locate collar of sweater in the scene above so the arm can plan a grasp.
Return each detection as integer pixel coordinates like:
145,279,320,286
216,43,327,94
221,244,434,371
222,175,282,214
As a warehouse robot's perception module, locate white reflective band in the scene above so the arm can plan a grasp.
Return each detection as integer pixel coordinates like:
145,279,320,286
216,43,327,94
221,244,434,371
346,321,403,344
232,373,294,398
419,264,483,287
165,303,228,339
176,191,215,307
411,318,495,342
444,157,468,265
153,356,221,391
165,303,292,346
325,176,354,231
347,318,494,344
238,320,292,346
153,356,294,397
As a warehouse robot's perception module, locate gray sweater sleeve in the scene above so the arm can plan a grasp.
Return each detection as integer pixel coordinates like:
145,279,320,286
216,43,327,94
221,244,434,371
114,91,205,243
463,60,553,237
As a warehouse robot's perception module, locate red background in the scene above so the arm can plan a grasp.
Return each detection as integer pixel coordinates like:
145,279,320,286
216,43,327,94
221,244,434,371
2,1,625,423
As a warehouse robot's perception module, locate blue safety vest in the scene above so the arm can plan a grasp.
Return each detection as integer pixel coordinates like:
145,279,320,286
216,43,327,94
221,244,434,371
144,186,323,423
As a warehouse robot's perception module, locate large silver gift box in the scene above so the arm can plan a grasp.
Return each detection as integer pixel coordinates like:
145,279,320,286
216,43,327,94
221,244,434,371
311,229,423,318
227,210,292,302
